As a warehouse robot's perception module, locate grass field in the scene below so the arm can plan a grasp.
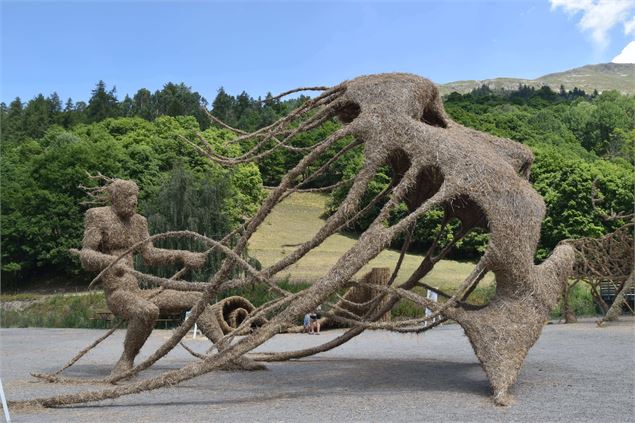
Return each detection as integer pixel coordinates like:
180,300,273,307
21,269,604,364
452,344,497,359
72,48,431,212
248,192,494,292
2,192,598,329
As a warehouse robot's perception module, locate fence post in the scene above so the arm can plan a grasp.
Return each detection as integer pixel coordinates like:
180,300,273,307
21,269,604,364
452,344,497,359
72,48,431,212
185,310,199,339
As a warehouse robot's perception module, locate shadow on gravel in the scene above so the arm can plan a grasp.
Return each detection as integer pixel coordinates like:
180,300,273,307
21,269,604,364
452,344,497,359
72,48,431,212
61,359,491,409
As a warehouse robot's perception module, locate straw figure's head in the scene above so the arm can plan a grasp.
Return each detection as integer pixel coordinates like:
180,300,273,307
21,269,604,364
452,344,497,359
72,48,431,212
108,179,139,219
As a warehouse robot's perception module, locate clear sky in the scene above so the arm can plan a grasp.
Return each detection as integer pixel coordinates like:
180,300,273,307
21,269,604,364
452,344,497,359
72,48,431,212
1,0,634,104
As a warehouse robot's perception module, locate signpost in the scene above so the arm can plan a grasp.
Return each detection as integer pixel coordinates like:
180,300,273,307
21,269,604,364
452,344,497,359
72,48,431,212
0,378,10,422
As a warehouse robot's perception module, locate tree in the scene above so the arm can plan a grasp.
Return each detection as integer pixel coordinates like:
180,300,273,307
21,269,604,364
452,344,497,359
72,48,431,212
607,127,635,159
211,87,237,126
86,80,120,122
0,97,25,141
530,144,633,256
23,94,53,138
154,82,209,129
119,95,134,117
48,92,62,125
141,164,233,281
581,91,635,156
132,88,155,120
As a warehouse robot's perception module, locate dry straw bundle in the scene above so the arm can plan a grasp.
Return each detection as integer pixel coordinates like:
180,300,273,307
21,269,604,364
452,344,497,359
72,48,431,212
211,296,267,335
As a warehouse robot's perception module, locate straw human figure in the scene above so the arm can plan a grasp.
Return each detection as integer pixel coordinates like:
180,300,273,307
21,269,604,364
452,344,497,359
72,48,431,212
79,178,260,376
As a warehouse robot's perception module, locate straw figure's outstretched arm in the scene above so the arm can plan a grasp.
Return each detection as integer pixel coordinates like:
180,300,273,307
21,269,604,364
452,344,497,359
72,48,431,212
137,216,206,269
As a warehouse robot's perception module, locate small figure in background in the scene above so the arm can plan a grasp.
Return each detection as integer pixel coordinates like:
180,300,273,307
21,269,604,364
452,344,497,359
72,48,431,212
309,305,322,334
303,313,312,333
425,288,439,324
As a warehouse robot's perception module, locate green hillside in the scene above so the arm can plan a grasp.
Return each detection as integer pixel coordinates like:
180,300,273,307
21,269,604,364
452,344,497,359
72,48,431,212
248,191,494,290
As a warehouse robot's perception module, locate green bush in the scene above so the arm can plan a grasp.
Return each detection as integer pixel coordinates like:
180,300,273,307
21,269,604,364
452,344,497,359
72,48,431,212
1,292,108,328
550,283,598,318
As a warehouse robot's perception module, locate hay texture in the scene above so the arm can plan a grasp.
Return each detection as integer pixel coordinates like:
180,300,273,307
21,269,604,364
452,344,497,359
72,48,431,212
324,267,391,328
23,73,575,409
210,296,267,335
566,222,634,323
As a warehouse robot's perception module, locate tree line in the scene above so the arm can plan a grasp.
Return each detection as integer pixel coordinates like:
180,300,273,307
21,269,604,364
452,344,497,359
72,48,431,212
1,115,263,286
1,81,633,285
0,81,307,142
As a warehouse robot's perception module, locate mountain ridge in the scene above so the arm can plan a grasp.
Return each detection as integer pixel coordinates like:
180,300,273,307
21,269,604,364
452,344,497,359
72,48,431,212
437,63,635,95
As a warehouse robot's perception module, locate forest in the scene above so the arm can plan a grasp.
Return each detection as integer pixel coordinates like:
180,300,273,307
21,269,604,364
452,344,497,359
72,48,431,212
1,80,633,286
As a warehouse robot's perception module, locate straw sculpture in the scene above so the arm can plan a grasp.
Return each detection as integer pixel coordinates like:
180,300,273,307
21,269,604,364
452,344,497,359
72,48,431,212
323,267,392,329
562,181,634,324
18,73,575,410
566,222,634,324
78,178,263,376
211,296,267,335
285,267,391,333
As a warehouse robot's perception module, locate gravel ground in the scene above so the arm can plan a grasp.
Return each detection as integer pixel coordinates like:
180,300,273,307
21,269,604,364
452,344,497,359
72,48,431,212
1,317,633,422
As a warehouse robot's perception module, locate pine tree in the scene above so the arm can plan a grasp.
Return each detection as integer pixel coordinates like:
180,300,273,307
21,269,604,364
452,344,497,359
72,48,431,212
120,95,134,117
211,87,237,126
86,80,120,122
23,94,52,138
1,97,25,141
155,83,209,129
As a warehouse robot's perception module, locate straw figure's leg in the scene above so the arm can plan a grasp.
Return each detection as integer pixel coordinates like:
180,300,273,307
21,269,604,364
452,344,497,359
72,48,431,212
106,289,159,376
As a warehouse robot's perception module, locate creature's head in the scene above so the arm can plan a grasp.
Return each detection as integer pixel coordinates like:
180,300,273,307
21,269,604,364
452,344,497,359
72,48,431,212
108,179,139,219
337,73,448,128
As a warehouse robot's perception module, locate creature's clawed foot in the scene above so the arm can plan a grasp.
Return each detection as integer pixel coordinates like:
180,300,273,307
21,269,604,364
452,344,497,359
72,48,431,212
493,388,513,406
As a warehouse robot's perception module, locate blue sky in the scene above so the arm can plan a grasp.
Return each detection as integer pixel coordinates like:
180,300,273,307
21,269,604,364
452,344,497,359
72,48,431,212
1,0,634,104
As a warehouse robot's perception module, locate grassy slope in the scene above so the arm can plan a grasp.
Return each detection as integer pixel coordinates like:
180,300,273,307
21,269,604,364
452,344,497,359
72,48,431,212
437,62,635,95
248,192,494,291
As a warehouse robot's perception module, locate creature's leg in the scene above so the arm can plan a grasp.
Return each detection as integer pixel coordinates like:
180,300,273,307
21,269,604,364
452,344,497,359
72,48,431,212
444,244,574,405
149,290,265,370
445,301,544,406
107,289,159,376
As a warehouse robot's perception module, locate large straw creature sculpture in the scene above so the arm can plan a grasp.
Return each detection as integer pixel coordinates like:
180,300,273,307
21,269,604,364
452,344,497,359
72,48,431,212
20,73,574,409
